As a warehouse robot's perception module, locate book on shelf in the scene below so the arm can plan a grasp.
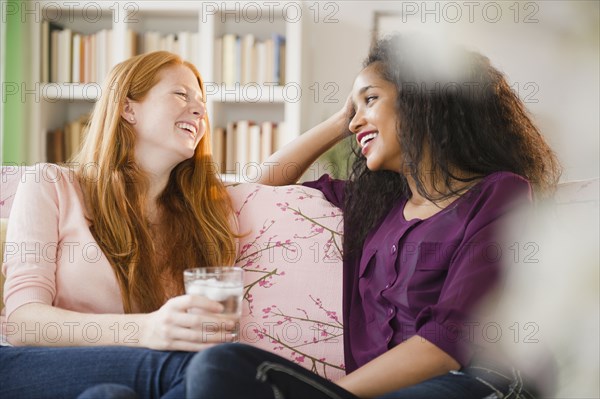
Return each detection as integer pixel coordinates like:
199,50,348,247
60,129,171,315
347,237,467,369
72,34,82,83
254,41,267,85
275,34,286,85
265,38,274,86
90,34,97,83
225,121,236,173
46,128,64,164
260,121,273,163
50,28,60,83
46,114,90,163
141,31,161,53
177,31,199,68
42,20,65,83
235,35,242,85
212,127,226,173
273,121,289,151
218,33,286,87
217,121,280,173
241,34,255,85
222,33,237,87
126,30,138,63
213,37,223,84
58,28,73,83
235,120,250,169
95,29,111,84
248,124,261,164
82,35,91,83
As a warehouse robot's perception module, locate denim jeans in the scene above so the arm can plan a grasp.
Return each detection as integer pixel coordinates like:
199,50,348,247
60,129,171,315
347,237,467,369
0,345,194,398
186,343,537,399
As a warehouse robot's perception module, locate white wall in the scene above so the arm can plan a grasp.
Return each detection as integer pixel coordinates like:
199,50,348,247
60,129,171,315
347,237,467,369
300,0,599,182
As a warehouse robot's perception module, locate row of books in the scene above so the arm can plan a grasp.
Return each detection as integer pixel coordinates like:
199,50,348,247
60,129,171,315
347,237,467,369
46,114,90,163
215,34,286,87
140,31,200,67
41,22,286,88
212,121,288,173
42,22,118,84
41,21,199,84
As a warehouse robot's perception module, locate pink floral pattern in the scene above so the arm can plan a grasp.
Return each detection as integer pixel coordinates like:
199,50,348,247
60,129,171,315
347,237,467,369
227,183,345,380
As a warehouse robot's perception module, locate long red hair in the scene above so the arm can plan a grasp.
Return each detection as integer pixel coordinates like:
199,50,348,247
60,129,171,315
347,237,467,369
73,51,237,313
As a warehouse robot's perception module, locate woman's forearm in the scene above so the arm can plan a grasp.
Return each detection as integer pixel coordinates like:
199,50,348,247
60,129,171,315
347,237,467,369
336,335,460,398
6,303,148,347
5,295,234,350
257,107,351,186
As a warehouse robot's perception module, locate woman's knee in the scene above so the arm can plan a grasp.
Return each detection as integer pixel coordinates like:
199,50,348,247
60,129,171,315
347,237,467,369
188,343,257,373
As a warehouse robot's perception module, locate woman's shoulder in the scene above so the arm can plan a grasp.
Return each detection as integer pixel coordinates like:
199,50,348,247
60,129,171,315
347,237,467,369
463,171,532,213
480,171,530,188
19,163,77,182
475,171,532,199
302,174,346,209
16,163,81,199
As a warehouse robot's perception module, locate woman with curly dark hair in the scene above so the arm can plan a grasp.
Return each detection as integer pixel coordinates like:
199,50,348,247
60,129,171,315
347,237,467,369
186,34,561,398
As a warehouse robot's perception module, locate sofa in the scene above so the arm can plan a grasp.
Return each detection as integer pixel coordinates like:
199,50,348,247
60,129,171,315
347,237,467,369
1,164,599,386
0,164,346,380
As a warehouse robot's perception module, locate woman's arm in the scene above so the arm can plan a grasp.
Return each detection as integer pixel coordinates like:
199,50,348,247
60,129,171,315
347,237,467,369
336,335,460,398
256,97,353,186
6,295,236,350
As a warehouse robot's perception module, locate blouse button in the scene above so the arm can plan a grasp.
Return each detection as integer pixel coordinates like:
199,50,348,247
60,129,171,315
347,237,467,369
385,283,390,289
391,244,397,254
388,307,394,316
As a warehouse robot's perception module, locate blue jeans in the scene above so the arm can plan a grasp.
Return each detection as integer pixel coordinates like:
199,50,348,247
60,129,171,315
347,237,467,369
186,343,537,399
0,345,194,398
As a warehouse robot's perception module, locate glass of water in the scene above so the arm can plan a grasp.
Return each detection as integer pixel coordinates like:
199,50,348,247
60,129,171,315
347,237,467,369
183,267,244,342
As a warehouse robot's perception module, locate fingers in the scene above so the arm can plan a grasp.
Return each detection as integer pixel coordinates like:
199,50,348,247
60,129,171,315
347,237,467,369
170,310,238,330
167,324,237,345
336,93,355,138
148,295,240,351
164,294,225,314
343,93,354,115
149,318,237,351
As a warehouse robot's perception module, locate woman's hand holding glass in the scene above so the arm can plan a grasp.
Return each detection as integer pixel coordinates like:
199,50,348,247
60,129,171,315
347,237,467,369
141,294,238,352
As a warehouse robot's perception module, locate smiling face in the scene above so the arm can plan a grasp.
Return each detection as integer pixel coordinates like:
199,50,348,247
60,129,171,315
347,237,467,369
124,64,206,172
350,63,403,173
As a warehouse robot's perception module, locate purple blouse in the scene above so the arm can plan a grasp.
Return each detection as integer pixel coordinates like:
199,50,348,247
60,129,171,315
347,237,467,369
304,172,532,373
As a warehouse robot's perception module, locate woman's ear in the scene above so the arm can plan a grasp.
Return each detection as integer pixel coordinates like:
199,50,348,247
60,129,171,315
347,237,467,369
121,98,136,124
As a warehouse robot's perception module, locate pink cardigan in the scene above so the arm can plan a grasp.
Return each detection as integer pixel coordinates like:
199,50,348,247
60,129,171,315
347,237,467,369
1,164,123,330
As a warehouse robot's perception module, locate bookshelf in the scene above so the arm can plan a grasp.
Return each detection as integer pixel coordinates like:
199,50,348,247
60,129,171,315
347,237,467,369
23,1,303,182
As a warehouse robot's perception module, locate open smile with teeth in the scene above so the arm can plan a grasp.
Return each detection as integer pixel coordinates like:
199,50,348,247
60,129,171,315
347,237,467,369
360,132,378,147
176,122,198,138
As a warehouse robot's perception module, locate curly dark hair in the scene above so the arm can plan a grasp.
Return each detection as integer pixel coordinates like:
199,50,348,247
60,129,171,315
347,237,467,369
343,34,561,259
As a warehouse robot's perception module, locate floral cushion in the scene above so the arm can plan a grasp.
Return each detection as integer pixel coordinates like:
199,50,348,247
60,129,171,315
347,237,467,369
226,183,345,380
